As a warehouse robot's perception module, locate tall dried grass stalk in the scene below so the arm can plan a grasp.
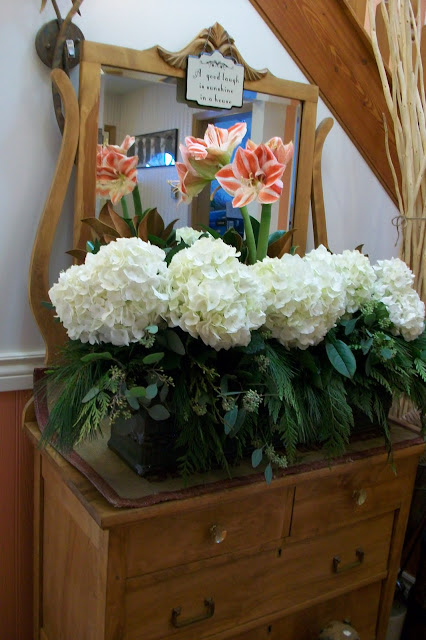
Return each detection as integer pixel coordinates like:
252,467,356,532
368,0,426,303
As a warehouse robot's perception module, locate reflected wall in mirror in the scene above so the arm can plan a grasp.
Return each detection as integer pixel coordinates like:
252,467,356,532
76,24,318,254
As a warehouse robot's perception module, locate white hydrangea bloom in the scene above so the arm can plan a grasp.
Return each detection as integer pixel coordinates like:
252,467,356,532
252,250,346,349
331,249,376,313
49,238,169,346
175,226,203,246
372,258,425,341
167,236,265,350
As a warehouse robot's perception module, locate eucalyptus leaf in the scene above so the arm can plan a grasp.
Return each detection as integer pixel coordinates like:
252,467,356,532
264,462,273,484
229,408,247,436
127,386,146,398
252,448,263,468
147,404,170,421
224,405,238,434
344,317,358,336
380,347,394,360
142,352,164,365
126,395,140,410
325,340,356,378
145,384,158,400
159,383,169,402
81,387,99,403
146,325,159,334
360,337,373,355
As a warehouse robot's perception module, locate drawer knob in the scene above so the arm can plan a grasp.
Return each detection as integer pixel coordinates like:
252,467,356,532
210,524,227,544
333,547,364,573
353,489,367,506
171,597,215,628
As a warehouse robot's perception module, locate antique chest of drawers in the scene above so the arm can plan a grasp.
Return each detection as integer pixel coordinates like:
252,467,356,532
25,413,424,640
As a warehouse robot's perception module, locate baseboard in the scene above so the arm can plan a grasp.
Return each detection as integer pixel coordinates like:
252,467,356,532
0,351,45,392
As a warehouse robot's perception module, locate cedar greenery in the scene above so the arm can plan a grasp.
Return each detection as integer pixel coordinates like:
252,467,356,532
38,300,426,482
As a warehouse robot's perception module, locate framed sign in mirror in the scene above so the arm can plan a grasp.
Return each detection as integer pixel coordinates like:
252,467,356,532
75,23,318,254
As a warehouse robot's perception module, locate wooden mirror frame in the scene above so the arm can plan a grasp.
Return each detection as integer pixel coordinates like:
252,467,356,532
75,24,319,254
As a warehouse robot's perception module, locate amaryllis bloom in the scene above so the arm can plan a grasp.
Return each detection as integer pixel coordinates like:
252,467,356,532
185,122,247,165
173,145,211,204
215,144,286,208
96,136,138,204
247,137,294,167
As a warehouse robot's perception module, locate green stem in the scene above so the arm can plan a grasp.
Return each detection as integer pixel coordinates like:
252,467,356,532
256,203,272,261
240,206,257,265
132,186,143,220
121,197,130,219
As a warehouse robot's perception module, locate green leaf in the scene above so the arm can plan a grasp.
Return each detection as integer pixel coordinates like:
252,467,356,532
142,352,164,365
80,352,113,363
364,313,376,327
166,330,185,355
126,395,139,410
252,448,263,468
268,230,286,245
249,216,260,243
145,384,158,400
165,241,187,265
344,317,358,336
326,340,356,378
41,301,55,310
148,234,167,247
380,347,394,360
147,404,170,421
146,325,159,334
159,383,169,402
127,386,146,398
229,408,247,436
360,337,373,355
242,331,265,354
264,462,273,484
224,405,238,434
81,386,99,403
198,223,220,239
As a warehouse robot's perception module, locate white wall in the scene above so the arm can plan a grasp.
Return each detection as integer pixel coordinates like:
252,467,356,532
0,0,399,390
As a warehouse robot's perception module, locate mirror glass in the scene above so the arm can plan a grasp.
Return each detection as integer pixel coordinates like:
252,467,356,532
99,67,302,235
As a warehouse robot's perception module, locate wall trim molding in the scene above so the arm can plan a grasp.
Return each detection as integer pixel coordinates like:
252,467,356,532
0,351,45,392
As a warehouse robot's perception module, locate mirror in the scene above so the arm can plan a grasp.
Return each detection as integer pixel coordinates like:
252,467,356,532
75,24,318,254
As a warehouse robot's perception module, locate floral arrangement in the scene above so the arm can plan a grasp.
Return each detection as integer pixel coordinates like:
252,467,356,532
41,124,426,482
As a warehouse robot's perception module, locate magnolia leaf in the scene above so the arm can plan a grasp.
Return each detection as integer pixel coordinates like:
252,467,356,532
163,219,180,240
81,386,99,403
40,0,48,11
147,404,170,421
223,227,243,251
268,230,287,245
267,229,295,259
252,448,263,468
41,301,55,310
81,217,120,240
142,352,164,365
137,212,149,241
354,244,364,253
264,462,273,484
145,384,158,400
198,224,220,239
108,206,133,238
325,340,356,378
165,241,187,265
224,405,238,434
166,330,185,355
66,249,87,263
98,201,115,226
103,234,117,244
146,208,165,237
80,351,113,363
127,386,146,398
148,234,166,247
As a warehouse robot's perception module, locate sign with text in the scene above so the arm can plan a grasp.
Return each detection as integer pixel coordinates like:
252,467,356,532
186,51,244,109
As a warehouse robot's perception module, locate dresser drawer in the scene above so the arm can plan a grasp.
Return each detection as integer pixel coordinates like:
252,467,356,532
123,512,393,640
230,581,381,640
291,456,414,539
125,486,291,576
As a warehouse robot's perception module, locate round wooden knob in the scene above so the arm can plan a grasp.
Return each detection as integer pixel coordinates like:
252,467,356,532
353,489,367,506
210,524,227,544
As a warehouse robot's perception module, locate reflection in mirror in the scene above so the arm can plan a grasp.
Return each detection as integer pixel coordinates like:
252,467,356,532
99,67,301,235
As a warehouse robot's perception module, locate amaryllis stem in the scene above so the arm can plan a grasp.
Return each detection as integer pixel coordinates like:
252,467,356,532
121,197,130,219
256,203,272,261
240,206,257,264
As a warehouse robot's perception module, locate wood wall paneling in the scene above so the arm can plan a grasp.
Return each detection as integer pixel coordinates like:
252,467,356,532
0,390,33,639
249,0,399,205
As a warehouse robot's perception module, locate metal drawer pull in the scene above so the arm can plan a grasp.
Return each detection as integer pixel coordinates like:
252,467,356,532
210,524,227,544
171,598,215,628
333,547,364,573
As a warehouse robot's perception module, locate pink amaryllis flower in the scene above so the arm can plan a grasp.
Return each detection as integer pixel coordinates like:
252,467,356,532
96,136,138,204
185,122,247,166
172,145,211,204
247,137,294,167
215,144,287,208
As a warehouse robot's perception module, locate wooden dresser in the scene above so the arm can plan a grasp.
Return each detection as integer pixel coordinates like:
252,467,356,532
25,415,424,640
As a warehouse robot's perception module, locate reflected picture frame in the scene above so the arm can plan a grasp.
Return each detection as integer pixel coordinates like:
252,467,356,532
132,128,178,168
